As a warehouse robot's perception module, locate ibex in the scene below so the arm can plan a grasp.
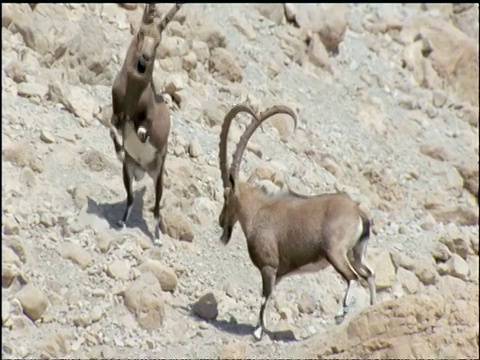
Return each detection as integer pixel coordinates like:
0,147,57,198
109,3,183,244
218,104,377,341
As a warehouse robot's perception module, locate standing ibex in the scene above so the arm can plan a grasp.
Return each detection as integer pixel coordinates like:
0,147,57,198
109,3,183,244
218,104,377,341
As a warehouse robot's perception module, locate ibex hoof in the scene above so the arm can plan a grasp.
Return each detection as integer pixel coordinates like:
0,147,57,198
334,314,345,325
137,127,149,143
253,326,264,341
117,220,127,229
154,227,163,247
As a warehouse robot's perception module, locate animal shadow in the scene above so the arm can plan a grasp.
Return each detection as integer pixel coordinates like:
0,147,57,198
86,186,154,240
209,318,296,342
178,303,297,342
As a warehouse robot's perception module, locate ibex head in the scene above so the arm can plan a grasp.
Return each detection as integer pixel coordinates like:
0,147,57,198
218,104,297,244
132,3,183,79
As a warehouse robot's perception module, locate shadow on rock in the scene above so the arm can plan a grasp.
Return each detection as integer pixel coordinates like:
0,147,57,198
86,186,154,239
209,318,297,342
176,302,297,342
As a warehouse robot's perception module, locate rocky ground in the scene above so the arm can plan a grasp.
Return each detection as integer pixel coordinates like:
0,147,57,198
2,3,479,359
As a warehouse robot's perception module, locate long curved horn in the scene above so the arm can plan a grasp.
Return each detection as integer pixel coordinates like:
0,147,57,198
230,105,297,181
142,3,157,24
158,3,184,33
219,104,259,188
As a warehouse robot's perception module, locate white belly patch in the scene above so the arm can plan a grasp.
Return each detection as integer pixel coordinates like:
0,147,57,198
123,122,158,169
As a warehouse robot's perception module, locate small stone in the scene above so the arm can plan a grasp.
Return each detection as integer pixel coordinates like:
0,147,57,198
278,305,294,321
199,322,209,330
40,131,55,144
29,158,45,173
297,292,315,314
18,346,30,358
182,51,197,72
188,139,203,158
431,242,452,263
146,339,155,350
2,246,22,267
90,307,103,323
266,59,281,79
96,230,113,253
230,15,256,41
3,215,20,235
413,261,438,285
2,301,11,325
61,243,92,270
72,185,89,210
193,292,218,320
219,340,246,359
440,233,469,260
138,260,178,292
470,237,479,255
437,253,470,281
397,268,420,294
164,73,186,98
2,263,21,289
123,272,165,330
101,346,115,358
91,288,106,297
5,60,27,83
135,232,153,250
15,284,48,321
39,210,56,228
432,90,447,108
17,82,48,99
224,282,238,300
82,150,108,172
20,168,36,188
3,237,27,264
390,251,415,271
319,154,342,176
203,100,224,127
163,211,194,242
73,314,91,327
107,260,131,280
119,3,137,10
366,248,396,290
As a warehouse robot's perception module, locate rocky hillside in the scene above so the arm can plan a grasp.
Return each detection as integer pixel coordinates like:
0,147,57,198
2,3,479,359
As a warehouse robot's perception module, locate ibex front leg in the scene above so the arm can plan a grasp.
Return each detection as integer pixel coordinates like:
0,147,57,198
118,155,136,228
110,113,125,162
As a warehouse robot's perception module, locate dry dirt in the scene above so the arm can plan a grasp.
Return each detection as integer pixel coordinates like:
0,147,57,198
2,3,479,359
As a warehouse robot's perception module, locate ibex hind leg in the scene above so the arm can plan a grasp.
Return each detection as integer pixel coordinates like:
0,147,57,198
325,248,359,325
350,238,376,306
153,152,167,245
118,157,136,229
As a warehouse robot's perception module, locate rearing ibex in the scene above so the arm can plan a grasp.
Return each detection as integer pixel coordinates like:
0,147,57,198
109,3,183,244
218,104,377,341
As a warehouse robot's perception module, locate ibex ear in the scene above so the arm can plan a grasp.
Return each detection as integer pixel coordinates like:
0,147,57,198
228,173,236,189
142,3,156,24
